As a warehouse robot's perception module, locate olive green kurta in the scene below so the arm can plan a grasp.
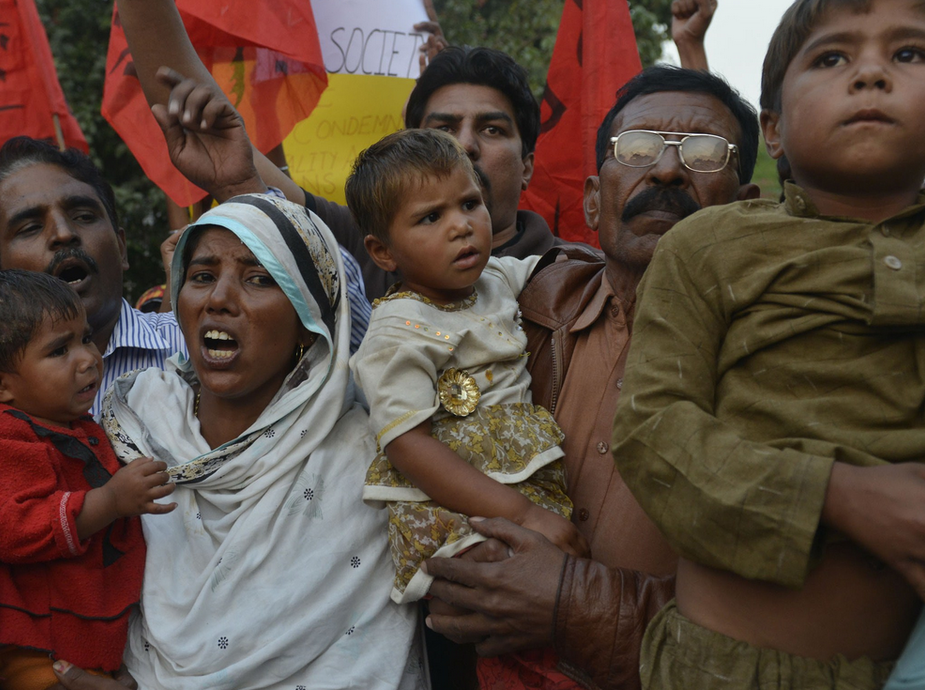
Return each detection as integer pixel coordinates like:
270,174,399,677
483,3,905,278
613,183,925,589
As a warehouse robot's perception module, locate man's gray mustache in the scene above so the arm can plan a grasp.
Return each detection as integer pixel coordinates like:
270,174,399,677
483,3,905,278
621,188,701,222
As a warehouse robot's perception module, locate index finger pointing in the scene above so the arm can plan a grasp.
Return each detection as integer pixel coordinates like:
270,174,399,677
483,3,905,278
155,66,187,88
413,20,441,34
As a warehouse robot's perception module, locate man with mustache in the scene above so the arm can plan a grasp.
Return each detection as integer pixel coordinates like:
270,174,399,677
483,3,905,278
0,137,188,417
422,65,761,689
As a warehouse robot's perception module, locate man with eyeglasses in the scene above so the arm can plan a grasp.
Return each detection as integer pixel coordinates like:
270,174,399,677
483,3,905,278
423,65,760,689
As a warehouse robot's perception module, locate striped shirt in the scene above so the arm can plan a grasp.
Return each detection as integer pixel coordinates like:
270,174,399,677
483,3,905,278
339,246,372,350
93,300,188,418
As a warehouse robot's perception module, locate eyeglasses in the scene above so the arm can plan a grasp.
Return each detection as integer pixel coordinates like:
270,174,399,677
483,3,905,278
610,130,738,174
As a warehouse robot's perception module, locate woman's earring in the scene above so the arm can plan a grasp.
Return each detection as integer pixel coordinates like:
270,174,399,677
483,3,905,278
295,341,306,362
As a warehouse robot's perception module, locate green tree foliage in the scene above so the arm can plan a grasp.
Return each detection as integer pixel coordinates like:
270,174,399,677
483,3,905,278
432,0,563,99
433,0,674,97
629,0,674,68
36,0,168,300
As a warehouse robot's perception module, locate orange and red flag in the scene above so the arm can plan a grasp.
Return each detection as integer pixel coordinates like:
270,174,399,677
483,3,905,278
521,0,641,246
0,0,87,151
102,0,327,207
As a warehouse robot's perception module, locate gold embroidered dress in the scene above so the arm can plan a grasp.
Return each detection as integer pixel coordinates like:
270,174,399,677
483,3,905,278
351,256,571,603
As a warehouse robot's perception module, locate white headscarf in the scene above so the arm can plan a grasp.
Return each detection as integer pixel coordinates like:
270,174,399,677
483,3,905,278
102,195,425,690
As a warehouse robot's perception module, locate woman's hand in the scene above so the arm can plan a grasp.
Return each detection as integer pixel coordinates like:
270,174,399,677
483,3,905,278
519,505,589,558
150,67,267,201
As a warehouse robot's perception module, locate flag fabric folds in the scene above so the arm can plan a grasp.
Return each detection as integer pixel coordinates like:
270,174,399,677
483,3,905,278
0,0,88,151
102,0,327,207
520,0,641,246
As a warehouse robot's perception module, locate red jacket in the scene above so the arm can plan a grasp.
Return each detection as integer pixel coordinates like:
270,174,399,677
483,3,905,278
0,405,145,671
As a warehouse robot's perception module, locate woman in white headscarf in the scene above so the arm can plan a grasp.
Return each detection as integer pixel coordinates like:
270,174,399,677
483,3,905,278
100,194,425,690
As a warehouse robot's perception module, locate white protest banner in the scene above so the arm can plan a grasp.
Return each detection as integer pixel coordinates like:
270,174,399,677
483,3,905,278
285,0,428,203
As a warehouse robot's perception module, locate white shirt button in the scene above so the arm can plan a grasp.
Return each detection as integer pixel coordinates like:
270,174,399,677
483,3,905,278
884,255,903,270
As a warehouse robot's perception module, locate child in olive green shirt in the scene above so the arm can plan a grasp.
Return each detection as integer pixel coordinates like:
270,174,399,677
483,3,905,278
614,0,925,688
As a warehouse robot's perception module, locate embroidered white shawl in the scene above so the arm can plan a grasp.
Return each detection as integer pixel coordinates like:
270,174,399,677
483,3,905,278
102,196,426,690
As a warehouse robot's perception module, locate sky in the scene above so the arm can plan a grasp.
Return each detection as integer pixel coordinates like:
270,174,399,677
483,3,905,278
661,0,794,110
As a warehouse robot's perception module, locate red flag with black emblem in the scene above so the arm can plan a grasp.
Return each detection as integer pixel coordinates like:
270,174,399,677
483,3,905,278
102,0,327,207
0,0,87,151
520,0,641,246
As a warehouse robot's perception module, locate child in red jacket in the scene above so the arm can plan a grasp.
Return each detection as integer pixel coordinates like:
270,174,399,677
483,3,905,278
0,270,176,689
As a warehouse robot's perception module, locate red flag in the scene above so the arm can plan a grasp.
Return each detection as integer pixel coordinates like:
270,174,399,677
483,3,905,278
520,0,641,246
0,0,88,151
102,1,327,207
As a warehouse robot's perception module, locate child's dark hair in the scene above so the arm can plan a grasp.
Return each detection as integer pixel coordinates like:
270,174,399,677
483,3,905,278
0,270,83,372
345,129,479,244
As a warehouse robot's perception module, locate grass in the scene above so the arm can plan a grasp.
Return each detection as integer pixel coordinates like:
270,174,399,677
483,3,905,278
752,137,782,200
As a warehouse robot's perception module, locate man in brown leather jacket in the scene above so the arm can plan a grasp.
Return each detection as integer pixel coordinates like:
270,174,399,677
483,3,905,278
423,65,761,689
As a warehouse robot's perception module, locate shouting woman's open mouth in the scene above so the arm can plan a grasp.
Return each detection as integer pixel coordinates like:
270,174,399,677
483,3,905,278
202,328,240,364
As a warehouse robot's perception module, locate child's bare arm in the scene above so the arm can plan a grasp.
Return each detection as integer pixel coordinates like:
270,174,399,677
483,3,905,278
75,457,176,541
387,422,588,557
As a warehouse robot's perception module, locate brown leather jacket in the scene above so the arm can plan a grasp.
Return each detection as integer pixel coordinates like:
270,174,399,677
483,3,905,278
521,244,676,690
522,243,607,414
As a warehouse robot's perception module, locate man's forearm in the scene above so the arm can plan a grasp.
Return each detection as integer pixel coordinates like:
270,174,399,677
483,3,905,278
115,0,305,204
554,556,675,690
115,0,211,106
674,38,709,71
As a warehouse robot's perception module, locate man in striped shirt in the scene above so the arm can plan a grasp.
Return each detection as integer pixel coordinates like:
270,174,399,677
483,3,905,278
0,136,370,418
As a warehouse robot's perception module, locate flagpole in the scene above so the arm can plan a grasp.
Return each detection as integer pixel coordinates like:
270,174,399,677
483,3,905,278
17,0,68,148
52,114,66,151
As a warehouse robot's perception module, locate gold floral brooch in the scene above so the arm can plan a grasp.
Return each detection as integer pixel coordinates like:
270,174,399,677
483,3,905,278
437,368,480,416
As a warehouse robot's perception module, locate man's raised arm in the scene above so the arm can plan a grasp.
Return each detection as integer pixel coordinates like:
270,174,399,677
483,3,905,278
672,0,716,71
114,0,304,203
